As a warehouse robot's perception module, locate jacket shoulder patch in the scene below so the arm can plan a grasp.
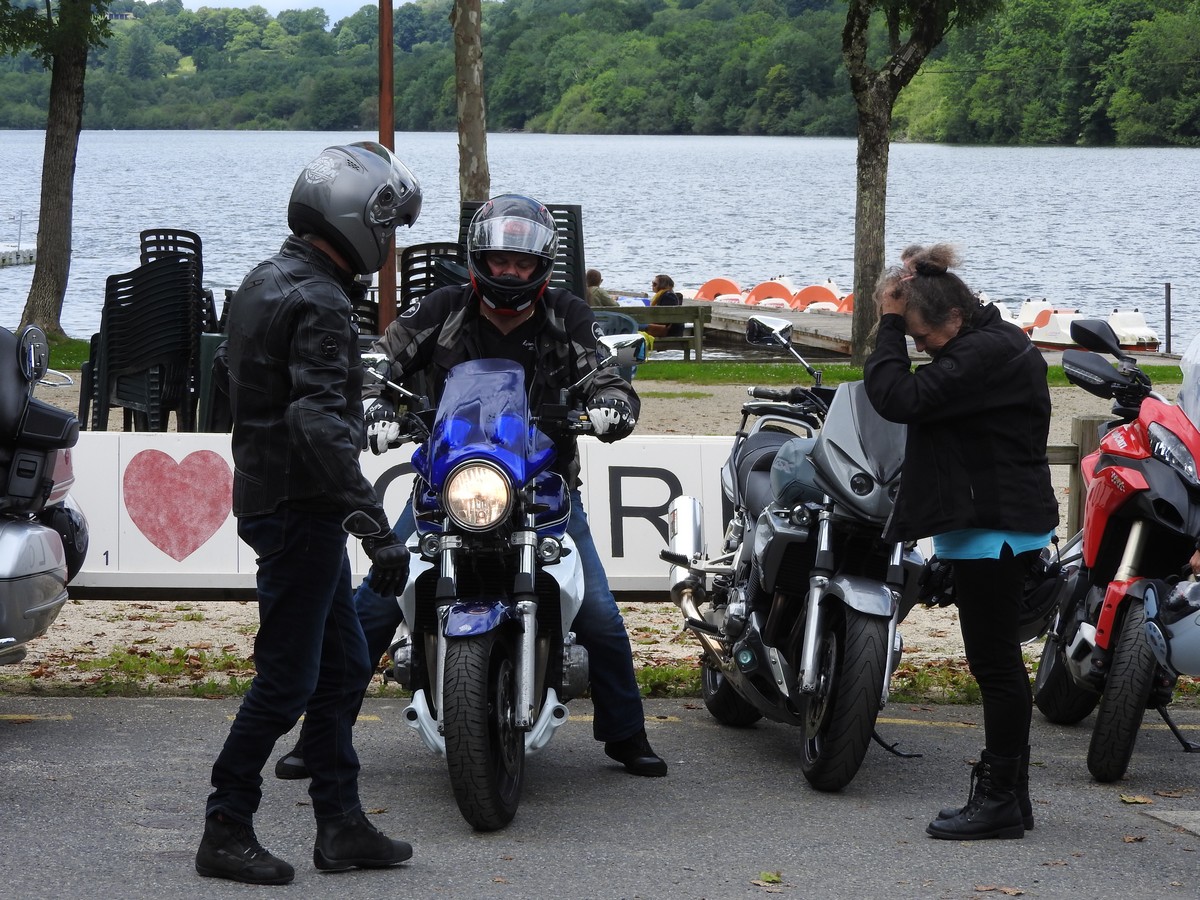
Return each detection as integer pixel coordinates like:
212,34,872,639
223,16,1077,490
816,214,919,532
320,334,340,360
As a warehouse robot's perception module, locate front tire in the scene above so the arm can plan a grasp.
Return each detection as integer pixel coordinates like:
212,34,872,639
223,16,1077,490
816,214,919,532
1033,620,1099,725
701,659,762,727
443,630,524,831
1086,599,1155,783
799,607,889,792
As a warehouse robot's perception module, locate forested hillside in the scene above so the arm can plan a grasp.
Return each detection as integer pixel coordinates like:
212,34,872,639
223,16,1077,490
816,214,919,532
1,0,1196,144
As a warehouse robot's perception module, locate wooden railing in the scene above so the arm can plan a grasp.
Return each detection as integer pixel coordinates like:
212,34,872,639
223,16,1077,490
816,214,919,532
620,304,712,361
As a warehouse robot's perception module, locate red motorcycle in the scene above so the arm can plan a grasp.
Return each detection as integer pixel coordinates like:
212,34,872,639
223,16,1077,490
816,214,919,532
1033,319,1200,782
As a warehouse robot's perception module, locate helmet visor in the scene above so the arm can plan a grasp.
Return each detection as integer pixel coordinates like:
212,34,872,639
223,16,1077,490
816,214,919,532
468,216,557,260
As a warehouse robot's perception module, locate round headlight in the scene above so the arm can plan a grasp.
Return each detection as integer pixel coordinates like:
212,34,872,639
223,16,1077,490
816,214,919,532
444,462,512,531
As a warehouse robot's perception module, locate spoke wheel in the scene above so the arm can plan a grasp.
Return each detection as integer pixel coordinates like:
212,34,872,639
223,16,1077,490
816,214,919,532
443,630,524,831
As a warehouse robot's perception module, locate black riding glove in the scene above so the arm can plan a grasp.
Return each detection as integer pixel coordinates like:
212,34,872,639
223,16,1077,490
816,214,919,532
343,506,410,597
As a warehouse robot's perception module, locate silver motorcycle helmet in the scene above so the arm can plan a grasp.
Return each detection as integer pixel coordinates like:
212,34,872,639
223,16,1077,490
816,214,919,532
466,194,558,314
1145,579,1200,677
287,141,422,275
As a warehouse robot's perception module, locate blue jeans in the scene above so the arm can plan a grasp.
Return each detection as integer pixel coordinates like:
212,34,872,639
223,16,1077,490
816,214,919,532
354,490,646,743
207,508,373,823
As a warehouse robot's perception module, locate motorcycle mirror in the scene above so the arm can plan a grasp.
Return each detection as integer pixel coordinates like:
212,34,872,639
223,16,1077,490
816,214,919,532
746,315,792,348
16,325,49,385
598,333,647,367
1069,319,1127,360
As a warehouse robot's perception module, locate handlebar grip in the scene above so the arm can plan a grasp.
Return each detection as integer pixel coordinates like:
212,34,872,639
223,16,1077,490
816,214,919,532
747,386,792,401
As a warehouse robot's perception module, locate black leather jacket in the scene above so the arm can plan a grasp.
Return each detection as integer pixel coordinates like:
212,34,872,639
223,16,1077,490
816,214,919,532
224,236,380,518
863,303,1059,542
366,283,639,487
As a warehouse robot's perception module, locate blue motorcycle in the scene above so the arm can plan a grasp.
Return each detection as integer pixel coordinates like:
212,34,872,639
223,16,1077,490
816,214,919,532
373,334,644,831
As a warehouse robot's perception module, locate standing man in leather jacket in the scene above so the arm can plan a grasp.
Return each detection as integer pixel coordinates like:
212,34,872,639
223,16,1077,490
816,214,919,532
273,194,668,781
196,143,422,885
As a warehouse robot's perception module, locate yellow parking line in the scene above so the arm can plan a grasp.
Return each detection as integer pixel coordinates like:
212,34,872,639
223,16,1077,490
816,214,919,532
0,714,73,722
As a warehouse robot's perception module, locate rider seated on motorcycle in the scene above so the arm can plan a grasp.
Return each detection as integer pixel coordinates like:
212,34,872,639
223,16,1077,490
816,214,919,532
274,193,668,779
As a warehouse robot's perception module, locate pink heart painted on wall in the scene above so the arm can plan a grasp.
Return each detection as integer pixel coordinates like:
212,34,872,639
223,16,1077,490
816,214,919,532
123,450,233,562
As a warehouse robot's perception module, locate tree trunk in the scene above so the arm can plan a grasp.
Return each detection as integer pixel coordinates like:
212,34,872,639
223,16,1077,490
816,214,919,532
452,0,489,204
21,14,89,341
850,84,892,365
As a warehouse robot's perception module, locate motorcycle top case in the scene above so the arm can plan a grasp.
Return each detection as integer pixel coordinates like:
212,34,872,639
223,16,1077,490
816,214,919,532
806,382,905,524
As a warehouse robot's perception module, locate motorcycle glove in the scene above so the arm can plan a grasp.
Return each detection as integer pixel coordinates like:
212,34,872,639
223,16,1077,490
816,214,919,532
364,397,400,455
587,396,636,443
343,506,410,596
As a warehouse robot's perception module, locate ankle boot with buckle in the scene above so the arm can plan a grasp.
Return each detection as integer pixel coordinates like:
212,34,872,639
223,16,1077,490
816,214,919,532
936,744,1034,830
927,749,1025,840
313,809,413,872
195,812,295,884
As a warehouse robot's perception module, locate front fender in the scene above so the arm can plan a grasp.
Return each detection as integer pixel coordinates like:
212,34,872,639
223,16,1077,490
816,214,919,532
444,599,519,637
824,574,894,618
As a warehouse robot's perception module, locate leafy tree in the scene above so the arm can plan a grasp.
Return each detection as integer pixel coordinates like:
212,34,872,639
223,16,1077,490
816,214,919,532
843,0,1000,364
1,0,111,338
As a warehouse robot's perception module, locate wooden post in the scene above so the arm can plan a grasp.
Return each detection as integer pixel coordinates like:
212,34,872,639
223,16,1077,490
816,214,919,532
1165,282,1172,354
1067,415,1110,535
376,0,397,333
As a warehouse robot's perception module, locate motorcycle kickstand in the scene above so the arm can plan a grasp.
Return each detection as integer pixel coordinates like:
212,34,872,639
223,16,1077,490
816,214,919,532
1156,705,1200,752
872,730,922,759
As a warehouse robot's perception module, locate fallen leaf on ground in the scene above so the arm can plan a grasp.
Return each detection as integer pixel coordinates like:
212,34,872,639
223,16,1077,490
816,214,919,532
1119,794,1154,805
1123,835,1147,843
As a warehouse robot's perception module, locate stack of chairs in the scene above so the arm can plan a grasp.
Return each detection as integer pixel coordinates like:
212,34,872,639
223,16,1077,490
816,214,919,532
80,252,200,432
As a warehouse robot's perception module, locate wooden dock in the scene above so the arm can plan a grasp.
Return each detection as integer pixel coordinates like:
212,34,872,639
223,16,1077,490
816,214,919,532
690,299,854,357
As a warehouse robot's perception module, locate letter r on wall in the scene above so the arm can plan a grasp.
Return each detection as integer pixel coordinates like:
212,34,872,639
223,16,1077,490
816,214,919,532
608,466,683,557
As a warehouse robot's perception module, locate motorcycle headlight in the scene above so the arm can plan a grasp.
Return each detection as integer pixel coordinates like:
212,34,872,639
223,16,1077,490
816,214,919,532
1148,422,1199,486
444,462,512,531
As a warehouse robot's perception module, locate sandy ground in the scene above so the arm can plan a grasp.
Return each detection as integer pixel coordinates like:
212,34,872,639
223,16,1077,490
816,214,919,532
7,372,1171,691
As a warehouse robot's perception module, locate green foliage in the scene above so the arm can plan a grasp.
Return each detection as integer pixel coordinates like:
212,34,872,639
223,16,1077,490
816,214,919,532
0,0,1191,142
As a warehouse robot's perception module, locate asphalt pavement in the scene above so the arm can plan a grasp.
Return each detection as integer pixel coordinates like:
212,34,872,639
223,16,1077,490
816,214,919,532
1,696,1197,899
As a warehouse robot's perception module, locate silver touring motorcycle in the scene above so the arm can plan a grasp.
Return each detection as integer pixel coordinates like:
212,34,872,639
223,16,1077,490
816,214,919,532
0,324,88,667
662,315,926,791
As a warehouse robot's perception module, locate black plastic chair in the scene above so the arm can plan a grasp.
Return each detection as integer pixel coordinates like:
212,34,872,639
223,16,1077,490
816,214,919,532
458,201,587,300
84,254,199,432
140,228,218,333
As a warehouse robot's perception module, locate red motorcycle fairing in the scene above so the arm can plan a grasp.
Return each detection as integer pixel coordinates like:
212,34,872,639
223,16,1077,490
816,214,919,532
1094,577,1140,651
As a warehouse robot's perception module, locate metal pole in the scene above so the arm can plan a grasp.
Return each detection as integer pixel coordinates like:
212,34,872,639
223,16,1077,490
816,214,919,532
1165,282,1171,355
376,0,397,334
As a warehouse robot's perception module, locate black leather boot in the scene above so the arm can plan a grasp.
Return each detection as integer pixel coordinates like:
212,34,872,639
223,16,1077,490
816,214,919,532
604,728,668,777
273,739,309,780
927,749,1025,840
936,745,1033,830
195,812,295,884
313,809,413,872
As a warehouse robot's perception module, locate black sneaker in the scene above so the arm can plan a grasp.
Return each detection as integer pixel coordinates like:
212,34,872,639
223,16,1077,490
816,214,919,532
274,745,310,780
195,812,294,885
314,809,413,872
604,728,668,777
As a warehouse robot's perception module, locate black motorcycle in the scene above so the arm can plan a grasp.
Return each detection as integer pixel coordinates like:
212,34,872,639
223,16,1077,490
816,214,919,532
662,315,926,791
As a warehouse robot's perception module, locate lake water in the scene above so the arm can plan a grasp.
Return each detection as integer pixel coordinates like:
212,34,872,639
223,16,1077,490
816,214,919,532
2,130,1198,351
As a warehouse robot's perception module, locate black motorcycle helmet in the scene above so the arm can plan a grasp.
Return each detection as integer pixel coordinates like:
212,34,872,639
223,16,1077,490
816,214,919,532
466,194,558,314
287,141,422,275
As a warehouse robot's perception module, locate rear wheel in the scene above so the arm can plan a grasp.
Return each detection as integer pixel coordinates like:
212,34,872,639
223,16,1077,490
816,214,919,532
799,607,889,792
701,659,762,727
1033,618,1099,725
1086,600,1155,783
443,631,524,831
